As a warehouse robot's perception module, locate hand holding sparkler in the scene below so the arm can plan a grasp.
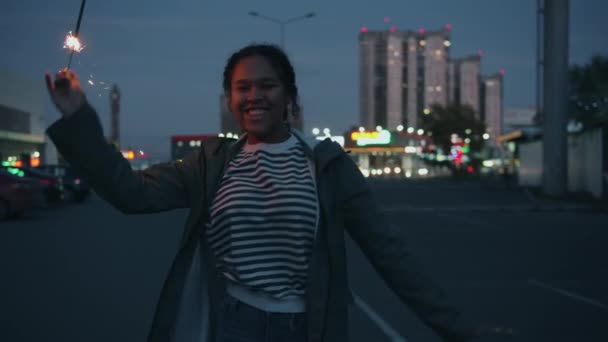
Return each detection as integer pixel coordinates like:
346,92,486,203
45,69,87,117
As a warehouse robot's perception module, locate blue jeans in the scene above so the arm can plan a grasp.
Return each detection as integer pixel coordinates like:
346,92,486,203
216,295,308,342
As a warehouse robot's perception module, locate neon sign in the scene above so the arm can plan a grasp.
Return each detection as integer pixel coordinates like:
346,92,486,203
350,130,392,146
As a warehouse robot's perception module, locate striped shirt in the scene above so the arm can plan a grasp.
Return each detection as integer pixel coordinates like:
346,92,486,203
207,135,318,301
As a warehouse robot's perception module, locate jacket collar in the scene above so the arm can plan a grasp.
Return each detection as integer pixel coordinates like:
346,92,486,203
291,129,345,172
229,129,345,172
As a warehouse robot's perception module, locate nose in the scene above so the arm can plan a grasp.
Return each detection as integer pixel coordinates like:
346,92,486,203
247,86,263,100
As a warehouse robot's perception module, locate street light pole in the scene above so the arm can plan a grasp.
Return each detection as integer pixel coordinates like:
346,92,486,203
542,0,569,196
248,11,316,50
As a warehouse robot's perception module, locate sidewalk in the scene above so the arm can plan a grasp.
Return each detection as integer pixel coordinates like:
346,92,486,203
372,177,607,214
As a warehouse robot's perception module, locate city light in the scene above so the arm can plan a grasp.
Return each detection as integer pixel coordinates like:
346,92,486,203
418,168,429,176
478,50,484,56
419,40,426,46
122,150,135,160
218,133,225,137
376,125,382,131
323,128,331,135
465,138,471,144
390,26,397,33
423,108,431,115
405,171,412,178
407,127,415,133
445,23,453,30
417,129,424,135
396,125,404,132
394,167,401,174
359,126,365,132
418,28,425,34
316,135,345,147
312,128,320,135
361,26,368,33
384,167,391,174
483,133,491,140
404,146,417,154
483,160,495,168
371,169,378,176
32,151,40,158
226,132,233,138
384,17,390,23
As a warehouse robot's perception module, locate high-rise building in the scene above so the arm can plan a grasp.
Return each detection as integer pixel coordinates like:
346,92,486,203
448,55,482,118
359,27,450,130
481,73,504,137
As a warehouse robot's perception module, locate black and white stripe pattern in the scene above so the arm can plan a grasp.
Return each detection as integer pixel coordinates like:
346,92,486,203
207,136,317,299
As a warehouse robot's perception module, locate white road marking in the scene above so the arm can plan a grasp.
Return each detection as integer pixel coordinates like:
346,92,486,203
352,292,408,342
529,279,608,311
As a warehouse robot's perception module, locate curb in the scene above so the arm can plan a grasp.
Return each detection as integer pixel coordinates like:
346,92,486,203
381,204,605,213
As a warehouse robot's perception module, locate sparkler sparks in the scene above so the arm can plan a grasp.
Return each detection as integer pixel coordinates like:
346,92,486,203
63,31,84,52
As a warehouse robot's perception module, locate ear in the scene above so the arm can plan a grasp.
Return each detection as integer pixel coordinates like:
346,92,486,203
224,93,233,112
284,101,293,122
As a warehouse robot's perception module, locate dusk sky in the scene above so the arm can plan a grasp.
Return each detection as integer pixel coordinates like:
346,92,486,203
2,0,607,158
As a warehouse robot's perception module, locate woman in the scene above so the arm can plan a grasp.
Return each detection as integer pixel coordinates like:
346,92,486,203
45,44,500,342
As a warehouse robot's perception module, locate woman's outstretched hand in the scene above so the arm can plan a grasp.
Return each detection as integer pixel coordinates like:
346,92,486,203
45,68,86,118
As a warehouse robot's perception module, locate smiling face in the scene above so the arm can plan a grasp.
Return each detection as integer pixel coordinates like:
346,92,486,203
228,55,290,144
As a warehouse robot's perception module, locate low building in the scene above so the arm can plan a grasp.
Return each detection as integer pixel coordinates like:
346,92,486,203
0,69,56,167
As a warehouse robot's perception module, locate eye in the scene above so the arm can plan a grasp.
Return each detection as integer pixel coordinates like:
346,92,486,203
235,84,249,92
261,83,277,90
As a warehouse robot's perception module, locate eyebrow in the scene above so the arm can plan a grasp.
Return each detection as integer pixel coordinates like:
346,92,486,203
234,77,279,84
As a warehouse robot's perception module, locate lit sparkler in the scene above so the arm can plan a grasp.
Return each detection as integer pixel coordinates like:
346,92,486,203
64,0,88,69
63,31,84,53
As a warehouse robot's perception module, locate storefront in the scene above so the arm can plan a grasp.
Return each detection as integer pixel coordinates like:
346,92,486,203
343,128,434,178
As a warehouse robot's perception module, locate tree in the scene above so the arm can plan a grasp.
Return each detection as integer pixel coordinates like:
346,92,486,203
420,104,487,154
569,55,608,128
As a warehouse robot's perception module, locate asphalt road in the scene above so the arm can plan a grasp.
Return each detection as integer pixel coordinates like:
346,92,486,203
1,179,607,341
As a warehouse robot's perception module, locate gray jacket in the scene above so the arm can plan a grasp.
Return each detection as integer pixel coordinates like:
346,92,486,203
47,103,476,342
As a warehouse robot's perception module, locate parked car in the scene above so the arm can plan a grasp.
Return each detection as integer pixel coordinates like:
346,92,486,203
0,170,45,220
37,164,91,202
1,166,64,203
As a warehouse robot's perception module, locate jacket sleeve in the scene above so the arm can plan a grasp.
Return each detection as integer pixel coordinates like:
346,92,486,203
336,154,476,342
46,103,198,214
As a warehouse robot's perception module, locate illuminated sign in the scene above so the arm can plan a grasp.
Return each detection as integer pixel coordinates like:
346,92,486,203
121,150,135,160
350,130,391,146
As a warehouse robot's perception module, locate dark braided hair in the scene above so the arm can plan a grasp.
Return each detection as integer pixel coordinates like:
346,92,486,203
223,43,301,120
